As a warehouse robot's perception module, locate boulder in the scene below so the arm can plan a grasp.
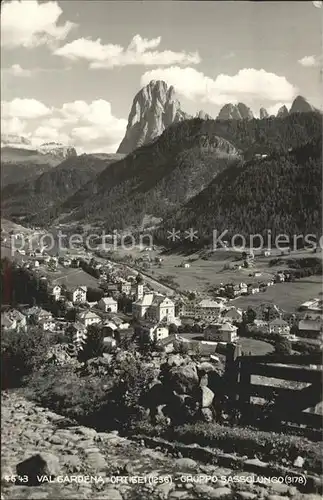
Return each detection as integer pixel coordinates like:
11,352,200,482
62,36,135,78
199,373,209,387
198,361,218,374
16,452,60,486
167,354,185,367
169,363,199,394
174,458,197,470
293,456,304,468
201,408,214,422
196,386,214,408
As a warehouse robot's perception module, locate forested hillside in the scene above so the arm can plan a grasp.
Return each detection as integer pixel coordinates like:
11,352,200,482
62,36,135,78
1,155,118,223
55,119,241,229
55,113,321,231
156,136,322,246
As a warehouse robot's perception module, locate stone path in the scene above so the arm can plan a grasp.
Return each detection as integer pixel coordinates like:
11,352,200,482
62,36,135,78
1,392,322,500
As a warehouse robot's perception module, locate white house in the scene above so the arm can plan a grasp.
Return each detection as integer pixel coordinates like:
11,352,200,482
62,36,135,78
98,297,118,313
149,324,169,342
153,296,175,323
39,318,56,331
48,284,62,301
76,310,101,327
69,286,87,304
204,323,238,343
183,299,225,321
67,322,87,348
269,318,290,336
138,322,169,343
132,293,175,324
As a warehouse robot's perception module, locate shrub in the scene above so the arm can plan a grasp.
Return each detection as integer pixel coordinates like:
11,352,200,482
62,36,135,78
130,421,322,474
1,327,53,389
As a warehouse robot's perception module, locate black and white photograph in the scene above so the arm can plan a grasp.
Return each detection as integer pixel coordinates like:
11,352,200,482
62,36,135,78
1,1,323,499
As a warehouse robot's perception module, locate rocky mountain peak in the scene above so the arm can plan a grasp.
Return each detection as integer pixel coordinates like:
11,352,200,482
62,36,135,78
196,110,212,120
237,103,254,120
217,103,254,120
259,107,269,119
277,105,289,118
38,142,77,160
117,80,191,154
289,95,314,114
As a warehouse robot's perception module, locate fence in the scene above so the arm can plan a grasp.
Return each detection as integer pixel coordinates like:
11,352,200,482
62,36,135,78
225,344,323,429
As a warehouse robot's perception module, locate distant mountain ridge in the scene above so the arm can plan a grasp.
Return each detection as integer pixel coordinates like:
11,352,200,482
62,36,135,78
37,142,77,159
30,119,241,228
1,154,123,223
1,135,77,160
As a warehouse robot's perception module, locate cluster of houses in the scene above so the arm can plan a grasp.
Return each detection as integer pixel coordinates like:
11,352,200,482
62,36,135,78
246,302,323,339
3,246,322,357
212,273,287,300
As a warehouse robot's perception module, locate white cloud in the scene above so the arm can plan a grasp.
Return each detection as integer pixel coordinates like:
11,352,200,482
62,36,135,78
1,0,76,49
1,116,27,135
1,98,127,153
141,67,298,105
54,34,200,69
67,100,127,151
298,55,322,67
1,98,52,119
3,64,32,77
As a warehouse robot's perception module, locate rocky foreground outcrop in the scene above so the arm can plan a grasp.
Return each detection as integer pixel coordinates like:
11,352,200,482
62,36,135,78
1,392,322,500
117,80,191,154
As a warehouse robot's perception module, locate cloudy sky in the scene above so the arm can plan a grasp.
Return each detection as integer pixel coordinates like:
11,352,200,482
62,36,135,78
1,0,322,153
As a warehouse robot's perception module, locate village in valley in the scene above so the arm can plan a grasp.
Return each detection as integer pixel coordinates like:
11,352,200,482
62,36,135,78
2,221,322,363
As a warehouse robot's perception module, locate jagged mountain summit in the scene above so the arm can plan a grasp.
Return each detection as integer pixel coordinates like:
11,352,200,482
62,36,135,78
117,80,191,154
217,103,254,120
277,105,289,118
259,107,269,119
289,95,314,114
196,110,212,120
1,135,77,160
38,142,77,159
